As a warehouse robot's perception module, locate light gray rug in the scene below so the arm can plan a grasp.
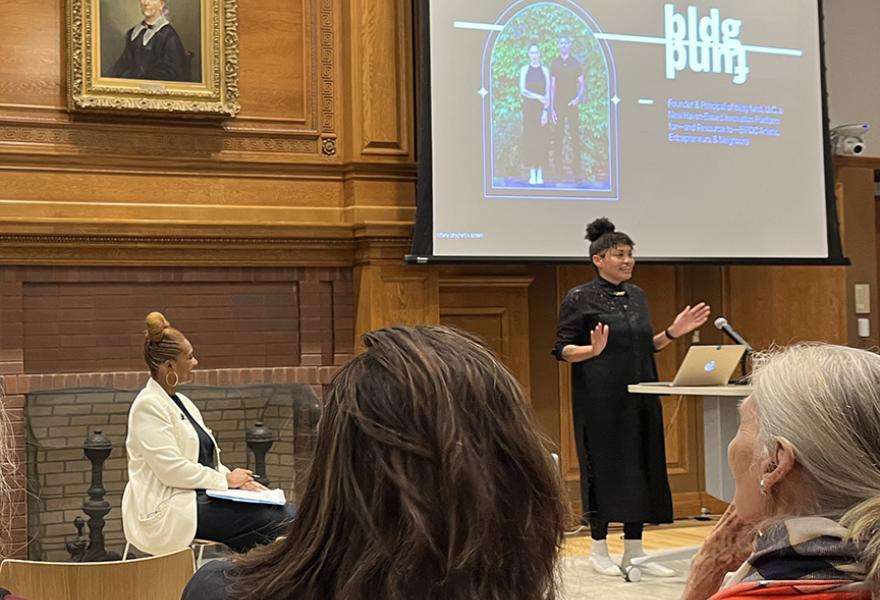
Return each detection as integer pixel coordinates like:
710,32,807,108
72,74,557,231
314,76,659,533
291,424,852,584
559,555,691,600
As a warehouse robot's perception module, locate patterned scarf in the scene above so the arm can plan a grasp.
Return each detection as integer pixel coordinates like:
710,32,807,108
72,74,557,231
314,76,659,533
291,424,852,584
713,517,871,599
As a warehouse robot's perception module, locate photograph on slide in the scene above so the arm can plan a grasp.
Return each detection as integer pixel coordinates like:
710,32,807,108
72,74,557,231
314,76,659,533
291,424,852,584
484,3,616,196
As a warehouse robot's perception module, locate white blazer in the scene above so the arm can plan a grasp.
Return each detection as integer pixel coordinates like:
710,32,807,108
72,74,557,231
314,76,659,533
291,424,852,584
122,377,230,556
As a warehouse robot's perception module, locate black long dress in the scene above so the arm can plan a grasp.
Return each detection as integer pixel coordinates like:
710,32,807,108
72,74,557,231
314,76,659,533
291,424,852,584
552,276,673,524
521,65,548,168
106,23,189,81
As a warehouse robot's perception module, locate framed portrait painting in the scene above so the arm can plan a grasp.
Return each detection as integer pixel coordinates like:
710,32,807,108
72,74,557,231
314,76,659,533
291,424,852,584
68,0,240,116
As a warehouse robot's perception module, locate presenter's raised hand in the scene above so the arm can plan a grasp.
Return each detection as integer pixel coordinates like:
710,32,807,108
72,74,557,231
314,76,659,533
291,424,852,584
226,468,254,489
589,322,609,358
668,302,710,338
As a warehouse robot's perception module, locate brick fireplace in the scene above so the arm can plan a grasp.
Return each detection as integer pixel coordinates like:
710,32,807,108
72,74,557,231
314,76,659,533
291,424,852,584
27,382,320,560
0,266,354,558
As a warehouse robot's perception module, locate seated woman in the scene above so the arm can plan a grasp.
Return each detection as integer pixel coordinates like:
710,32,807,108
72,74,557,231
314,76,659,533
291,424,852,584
182,325,567,600
122,312,292,556
683,344,877,599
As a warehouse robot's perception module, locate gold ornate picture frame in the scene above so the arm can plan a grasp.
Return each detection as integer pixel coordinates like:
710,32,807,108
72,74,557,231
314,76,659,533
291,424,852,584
68,0,240,116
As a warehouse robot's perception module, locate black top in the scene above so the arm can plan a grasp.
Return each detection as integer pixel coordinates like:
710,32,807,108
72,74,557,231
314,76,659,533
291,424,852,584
550,55,583,108
170,393,216,471
525,64,546,96
182,559,232,600
105,23,189,81
553,276,673,524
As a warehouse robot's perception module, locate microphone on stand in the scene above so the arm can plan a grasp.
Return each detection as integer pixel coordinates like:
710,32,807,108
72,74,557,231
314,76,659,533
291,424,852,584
714,317,752,383
713,317,752,351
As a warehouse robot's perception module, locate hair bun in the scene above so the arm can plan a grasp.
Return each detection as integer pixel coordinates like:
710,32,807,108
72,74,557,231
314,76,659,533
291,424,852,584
585,217,615,242
145,311,170,343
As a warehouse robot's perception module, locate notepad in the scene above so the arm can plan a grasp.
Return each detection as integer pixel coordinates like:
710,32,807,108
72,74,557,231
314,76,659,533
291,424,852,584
206,488,286,506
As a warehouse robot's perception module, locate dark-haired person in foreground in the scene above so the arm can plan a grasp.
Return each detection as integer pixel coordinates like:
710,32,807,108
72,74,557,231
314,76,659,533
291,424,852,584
682,345,875,599
553,217,710,577
183,325,567,600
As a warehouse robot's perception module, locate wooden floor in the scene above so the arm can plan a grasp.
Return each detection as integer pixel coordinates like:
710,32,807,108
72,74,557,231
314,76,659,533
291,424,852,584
560,520,716,557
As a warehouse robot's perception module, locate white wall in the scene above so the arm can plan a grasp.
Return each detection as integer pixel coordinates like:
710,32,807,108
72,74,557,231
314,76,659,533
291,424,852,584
824,0,880,157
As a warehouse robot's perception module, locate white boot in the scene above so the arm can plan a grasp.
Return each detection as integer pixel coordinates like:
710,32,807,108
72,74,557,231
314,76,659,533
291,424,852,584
528,168,537,185
536,168,544,184
622,539,676,577
589,539,621,576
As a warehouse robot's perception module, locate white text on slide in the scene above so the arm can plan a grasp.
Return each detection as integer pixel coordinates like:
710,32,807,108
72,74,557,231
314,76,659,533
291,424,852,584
665,4,749,85
667,98,784,147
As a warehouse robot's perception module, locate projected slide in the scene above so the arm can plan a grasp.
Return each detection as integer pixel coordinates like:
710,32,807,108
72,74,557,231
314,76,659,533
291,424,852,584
426,0,833,260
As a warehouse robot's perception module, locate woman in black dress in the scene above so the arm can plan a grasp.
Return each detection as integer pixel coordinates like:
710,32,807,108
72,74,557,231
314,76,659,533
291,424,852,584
105,0,190,82
519,43,550,186
553,218,710,577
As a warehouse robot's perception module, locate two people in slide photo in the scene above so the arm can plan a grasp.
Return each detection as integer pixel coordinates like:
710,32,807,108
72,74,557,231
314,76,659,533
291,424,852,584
520,36,586,187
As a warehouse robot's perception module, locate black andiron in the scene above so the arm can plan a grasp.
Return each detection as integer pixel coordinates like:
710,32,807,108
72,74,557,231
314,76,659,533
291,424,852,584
65,516,87,561
246,421,275,486
68,429,121,562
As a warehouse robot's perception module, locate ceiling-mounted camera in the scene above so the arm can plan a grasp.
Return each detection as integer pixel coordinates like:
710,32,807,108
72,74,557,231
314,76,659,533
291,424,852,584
830,123,870,156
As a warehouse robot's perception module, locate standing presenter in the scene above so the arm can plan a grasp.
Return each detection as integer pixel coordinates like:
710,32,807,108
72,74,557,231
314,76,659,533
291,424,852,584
553,217,710,576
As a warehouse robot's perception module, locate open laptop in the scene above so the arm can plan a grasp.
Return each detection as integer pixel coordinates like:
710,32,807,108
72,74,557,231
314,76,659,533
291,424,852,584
647,345,747,387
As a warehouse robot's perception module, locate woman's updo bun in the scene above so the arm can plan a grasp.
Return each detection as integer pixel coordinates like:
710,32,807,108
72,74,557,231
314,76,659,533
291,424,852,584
145,311,171,343
585,217,616,242
143,311,186,375
585,217,634,259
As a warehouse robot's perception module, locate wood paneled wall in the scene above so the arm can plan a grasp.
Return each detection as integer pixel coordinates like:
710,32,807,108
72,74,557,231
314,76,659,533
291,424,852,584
0,0,416,266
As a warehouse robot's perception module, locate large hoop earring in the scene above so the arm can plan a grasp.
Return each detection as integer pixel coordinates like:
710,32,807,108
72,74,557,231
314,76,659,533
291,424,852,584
166,371,179,389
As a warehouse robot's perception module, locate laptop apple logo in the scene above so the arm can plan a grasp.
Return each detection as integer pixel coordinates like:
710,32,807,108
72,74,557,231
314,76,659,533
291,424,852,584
704,360,717,373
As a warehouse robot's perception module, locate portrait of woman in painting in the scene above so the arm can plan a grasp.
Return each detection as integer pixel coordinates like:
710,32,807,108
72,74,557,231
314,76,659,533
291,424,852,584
101,0,201,82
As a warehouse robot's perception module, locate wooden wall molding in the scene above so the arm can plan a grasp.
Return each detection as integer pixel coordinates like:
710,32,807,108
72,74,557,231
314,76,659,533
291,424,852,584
353,222,415,265
0,153,418,178
439,276,537,289
347,0,413,159
319,0,336,135
0,221,419,267
0,231,357,266
0,221,418,266
0,121,325,160
225,135,320,155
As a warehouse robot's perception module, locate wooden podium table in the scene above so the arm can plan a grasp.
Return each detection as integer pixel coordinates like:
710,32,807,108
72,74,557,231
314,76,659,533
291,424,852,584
628,383,753,503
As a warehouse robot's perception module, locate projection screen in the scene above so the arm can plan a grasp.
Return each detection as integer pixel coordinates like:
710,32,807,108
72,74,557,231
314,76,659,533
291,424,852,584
410,0,845,263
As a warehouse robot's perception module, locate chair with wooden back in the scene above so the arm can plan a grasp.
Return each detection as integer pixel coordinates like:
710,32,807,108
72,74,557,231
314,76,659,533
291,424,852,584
0,547,195,600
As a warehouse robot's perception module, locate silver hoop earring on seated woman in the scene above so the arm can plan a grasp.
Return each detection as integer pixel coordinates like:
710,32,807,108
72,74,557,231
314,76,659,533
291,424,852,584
166,371,179,389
